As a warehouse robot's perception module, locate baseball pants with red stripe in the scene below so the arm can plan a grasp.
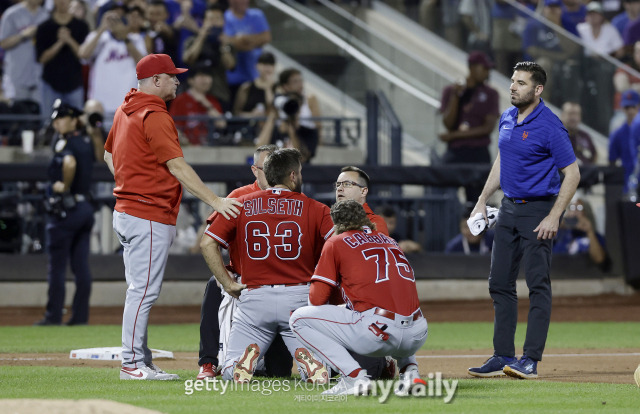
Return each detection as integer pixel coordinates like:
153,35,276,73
290,305,428,376
113,210,176,368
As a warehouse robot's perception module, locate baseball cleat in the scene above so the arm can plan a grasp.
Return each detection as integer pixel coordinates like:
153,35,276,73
294,348,329,384
196,362,217,380
380,356,398,380
503,356,538,379
233,343,260,383
634,364,640,387
468,355,516,378
322,370,371,396
394,368,425,396
120,364,179,380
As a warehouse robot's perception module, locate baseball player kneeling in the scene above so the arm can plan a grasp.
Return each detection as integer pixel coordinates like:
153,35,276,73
290,200,428,396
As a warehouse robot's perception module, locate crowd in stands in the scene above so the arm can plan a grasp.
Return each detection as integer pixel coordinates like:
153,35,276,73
0,0,323,159
0,0,621,262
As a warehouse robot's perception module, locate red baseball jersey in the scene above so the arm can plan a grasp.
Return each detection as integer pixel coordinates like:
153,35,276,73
312,227,420,315
363,203,389,236
205,181,261,276
205,188,334,286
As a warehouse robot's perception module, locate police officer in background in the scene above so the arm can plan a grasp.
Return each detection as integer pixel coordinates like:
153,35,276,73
35,101,96,326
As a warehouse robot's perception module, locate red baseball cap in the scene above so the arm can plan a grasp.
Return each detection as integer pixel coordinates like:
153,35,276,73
468,51,494,69
136,54,188,80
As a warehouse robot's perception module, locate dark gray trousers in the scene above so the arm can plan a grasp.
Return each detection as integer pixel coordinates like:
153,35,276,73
489,197,555,361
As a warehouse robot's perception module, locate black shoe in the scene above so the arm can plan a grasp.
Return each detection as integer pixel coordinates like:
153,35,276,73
33,318,61,326
65,320,88,326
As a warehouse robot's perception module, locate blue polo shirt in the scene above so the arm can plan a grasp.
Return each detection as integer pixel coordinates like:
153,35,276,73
224,8,270,86
498,99,576,198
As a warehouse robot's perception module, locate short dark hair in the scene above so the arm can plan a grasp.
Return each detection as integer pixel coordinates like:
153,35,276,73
279,68,301,86
258,52,276,65
340,166,370,188
331,200,376,235
513,61,547,87
264,148,302,187
253,144,277,164
148,0,169,10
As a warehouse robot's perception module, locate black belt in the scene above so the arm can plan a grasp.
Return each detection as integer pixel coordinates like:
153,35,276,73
507,195,555,204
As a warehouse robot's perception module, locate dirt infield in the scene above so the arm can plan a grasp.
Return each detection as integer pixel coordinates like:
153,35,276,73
2,349,638,385
2,293,640,326
2,294,639,385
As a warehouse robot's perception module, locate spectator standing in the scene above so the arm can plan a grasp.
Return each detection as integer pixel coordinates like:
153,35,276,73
169,65,226,145
522,0,581,103
613,41,640,131
36,0,90,113
560,0,587,36
145,0,178,62
491,0,534,77
222,0,271,105
561,101,598,165
0,0,49,104
609,90,640,194
439,51,500,203
79,9,147,115
458,0,492,54
611,0,640,37
182,4,235,109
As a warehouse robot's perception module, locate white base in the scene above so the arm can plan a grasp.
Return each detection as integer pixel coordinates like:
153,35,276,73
69,347,174,361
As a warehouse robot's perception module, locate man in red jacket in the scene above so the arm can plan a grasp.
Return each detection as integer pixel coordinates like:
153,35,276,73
104,54,241,381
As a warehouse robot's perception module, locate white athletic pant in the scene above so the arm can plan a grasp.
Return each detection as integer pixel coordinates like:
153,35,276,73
290,305,428,376
113,211,175,368
220,285,311,380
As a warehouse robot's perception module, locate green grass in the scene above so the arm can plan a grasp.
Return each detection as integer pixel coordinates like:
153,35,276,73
1,322,639,353
1,366,638,414
1,322,639,413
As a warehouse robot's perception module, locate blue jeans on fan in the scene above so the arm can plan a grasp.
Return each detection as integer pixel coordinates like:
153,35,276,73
41,81,84,115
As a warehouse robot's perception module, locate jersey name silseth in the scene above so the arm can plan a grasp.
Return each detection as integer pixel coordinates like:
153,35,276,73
243,198,304,217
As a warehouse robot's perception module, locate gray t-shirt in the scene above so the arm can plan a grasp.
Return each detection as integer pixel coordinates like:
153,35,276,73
0,3,49,97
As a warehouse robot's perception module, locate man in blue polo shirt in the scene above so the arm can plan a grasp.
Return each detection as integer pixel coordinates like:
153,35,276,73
467,61,580,380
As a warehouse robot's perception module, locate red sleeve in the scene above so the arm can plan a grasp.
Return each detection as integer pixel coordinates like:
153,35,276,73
144,112,184,163
312,240,339,286
370,214,389,236
319,204,335,240
204,209,239,249
309,281,333,306
207,95,223,113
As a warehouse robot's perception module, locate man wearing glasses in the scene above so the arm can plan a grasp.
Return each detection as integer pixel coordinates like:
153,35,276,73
196,144,293,380
335,166,389,236
333,166,398,380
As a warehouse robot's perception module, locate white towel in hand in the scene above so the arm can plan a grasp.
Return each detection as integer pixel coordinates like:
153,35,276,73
467,207,500,236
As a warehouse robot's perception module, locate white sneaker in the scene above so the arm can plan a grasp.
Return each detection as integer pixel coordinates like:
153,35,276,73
394,368,424,396
322,370,371,395
120,364,179,380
